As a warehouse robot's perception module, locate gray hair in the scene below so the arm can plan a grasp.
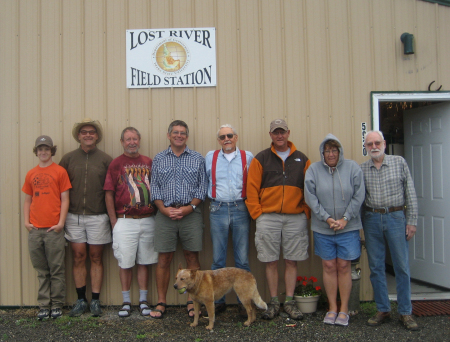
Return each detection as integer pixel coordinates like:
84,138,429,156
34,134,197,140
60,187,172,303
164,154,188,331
365,130,385,141
217,124,238,138
121,127,141,141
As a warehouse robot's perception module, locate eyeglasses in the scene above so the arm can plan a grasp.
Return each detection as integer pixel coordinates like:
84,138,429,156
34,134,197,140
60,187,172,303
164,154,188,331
271,130,287,136
365,141,383,147
218,134,235,140
324,149,339,155
80,130,97,135
171,131,187,136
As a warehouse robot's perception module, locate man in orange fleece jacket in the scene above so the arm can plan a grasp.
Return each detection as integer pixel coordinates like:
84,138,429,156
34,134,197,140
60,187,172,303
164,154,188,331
246,119,311,321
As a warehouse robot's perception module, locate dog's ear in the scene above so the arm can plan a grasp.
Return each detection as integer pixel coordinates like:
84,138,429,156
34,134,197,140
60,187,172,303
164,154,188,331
189,269,197,278
178,262,183,270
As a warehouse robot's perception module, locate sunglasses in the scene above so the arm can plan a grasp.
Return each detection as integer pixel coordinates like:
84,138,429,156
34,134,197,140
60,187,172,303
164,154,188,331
219,134,235,140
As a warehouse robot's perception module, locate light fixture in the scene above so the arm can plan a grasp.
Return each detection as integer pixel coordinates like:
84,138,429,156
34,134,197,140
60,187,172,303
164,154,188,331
400,33,414,55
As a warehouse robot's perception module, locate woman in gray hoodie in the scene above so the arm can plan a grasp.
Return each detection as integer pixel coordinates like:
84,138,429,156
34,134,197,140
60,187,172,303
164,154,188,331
305,133,365,326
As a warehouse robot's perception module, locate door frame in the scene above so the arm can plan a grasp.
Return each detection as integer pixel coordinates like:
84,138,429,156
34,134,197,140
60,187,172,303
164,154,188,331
371,91,450,299
370,91,450,130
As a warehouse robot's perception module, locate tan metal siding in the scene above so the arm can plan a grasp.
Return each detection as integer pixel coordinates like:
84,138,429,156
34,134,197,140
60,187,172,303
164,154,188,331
2,0,450,306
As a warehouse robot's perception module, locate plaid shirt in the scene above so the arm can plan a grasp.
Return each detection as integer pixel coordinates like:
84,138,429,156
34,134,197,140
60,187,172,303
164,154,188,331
151,146,207,206
360,154,418,226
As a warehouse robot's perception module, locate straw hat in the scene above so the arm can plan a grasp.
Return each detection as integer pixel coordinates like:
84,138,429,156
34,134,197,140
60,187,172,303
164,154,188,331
72,118,103,144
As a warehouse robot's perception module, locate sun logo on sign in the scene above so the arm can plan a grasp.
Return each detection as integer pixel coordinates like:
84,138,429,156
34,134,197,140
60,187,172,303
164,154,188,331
153,40,190,74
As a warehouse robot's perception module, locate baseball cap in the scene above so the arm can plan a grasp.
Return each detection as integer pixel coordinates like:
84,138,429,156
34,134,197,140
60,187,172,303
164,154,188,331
270,119,289,132
35,135,53,147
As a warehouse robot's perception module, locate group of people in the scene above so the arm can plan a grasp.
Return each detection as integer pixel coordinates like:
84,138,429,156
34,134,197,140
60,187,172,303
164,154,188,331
22,118,419,331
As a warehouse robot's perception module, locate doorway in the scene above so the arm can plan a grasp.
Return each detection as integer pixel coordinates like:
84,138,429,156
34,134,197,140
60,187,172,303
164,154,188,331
371,92,450,300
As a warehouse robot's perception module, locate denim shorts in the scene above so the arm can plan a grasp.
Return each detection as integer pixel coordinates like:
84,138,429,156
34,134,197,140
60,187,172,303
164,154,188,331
313,230,361,261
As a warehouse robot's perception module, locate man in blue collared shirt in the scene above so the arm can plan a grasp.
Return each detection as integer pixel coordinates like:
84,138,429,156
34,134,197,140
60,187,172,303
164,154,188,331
205,124,254,316
150,120,207,319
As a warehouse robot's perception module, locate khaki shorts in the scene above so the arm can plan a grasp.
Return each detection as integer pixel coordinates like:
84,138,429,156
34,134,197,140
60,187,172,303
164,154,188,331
154,207,203,253
112,216,158,268
65,213,112,244
255,213,309,262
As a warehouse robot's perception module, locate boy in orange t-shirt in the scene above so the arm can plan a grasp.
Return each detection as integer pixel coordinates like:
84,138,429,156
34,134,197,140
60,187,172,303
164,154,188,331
22,135,71,320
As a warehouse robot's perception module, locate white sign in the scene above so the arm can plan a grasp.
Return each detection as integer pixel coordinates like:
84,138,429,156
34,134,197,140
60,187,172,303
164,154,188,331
361,122,367,156
126,28,216,88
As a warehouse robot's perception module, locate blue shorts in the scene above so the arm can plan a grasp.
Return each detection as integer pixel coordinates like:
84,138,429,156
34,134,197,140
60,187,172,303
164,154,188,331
313,230,361,261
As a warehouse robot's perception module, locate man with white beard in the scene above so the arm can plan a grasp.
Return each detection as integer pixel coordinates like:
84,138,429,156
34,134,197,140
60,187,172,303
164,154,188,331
361,130,419,331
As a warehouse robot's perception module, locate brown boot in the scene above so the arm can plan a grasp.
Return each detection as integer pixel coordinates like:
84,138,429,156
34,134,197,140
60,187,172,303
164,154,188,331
399,315,419,331
367,311,390,326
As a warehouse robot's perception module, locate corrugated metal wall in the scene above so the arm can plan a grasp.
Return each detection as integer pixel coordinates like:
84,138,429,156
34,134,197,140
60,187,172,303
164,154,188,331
1,0,449,306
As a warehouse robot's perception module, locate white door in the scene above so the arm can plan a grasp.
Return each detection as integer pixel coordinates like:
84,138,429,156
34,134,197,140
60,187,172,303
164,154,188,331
404,102,450,288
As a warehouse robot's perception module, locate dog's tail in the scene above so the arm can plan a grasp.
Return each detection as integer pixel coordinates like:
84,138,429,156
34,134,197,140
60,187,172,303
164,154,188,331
252,289,268,310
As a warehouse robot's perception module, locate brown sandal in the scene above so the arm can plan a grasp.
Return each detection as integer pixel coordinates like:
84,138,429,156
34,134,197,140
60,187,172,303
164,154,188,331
118,302,131,318
187,300,201,318
139,301,151,316
150,302,166,319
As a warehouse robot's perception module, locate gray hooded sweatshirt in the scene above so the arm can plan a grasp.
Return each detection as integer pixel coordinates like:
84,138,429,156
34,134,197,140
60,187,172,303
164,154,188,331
305,133,365,235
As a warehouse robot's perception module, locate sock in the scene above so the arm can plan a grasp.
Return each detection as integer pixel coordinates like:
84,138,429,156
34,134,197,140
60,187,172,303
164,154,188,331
285,296,293,302
119,291,131,317
92,292,100,300
122,290,131,303
139,290,151,315
271,296,279,303
139,289,148,303
76,286,87,301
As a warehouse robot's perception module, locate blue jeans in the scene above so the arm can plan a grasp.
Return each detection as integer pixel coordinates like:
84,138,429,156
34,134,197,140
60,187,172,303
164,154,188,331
363,210,412,315
210,200,251,304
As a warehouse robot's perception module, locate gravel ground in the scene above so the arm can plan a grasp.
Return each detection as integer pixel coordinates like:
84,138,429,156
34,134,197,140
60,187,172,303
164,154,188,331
1,304,449,342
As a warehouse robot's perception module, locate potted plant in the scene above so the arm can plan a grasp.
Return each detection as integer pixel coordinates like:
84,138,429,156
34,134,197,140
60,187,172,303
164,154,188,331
293,276,322,313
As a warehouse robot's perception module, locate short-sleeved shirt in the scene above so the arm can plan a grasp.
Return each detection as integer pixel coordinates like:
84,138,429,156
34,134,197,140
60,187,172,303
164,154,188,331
103,154,154,216
22,162,72,228
151,146,207,206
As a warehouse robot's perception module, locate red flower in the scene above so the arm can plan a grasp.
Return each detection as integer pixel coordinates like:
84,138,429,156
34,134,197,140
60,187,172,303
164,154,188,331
310,276,318,283
297,276,303,282
302,281,307,286
316,286,321,291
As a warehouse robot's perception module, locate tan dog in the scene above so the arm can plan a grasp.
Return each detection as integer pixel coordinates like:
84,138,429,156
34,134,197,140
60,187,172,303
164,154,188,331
174,264,267,330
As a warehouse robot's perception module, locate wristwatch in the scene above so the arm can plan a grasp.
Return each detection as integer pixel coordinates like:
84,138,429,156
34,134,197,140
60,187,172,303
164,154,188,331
190,204,197,211
343,216,349,221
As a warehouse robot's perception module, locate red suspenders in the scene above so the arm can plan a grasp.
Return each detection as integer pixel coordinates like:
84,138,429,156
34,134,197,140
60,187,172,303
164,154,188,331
211,149,247,199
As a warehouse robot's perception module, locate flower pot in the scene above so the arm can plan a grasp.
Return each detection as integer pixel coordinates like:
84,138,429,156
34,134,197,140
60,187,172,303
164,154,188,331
294,295,320,314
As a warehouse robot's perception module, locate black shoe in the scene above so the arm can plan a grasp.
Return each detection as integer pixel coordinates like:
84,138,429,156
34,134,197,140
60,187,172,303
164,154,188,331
215,303,227,314
69,299,88,317
51,308,62,319
90,299,102,317
37,309,50,320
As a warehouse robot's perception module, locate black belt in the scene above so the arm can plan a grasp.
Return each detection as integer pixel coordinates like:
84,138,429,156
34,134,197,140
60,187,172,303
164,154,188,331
365,206,404,214
168,203,190,208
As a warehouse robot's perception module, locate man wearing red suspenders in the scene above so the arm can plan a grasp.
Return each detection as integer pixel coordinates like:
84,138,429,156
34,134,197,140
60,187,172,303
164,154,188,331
205,124,254,317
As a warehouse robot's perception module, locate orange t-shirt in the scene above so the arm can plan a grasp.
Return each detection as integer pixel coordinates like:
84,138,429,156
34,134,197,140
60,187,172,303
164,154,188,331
22,163,72,228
